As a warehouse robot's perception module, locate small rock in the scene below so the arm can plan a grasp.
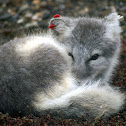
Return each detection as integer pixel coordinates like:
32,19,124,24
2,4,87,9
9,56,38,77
42,10,50,19
79,7,89,15
0,8,3,13
25,21,38,28
41,1,47,7
17,18,24,24
19,4,29,12
32,0,40,4
25,12,33,18
38,21,47,29
11,14,19,21
0,0,10,4
0,14,11,21
59,4,65,10
56,0,64,2
66,3,72,8
7,9,14,15
32,12,42,21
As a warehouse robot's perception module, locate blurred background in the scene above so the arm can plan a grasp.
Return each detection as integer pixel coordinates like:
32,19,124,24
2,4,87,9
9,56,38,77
0,0,126,41
0,0,126,125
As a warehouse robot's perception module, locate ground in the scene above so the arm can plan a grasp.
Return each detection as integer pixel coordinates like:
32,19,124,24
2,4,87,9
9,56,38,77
0,0,126,125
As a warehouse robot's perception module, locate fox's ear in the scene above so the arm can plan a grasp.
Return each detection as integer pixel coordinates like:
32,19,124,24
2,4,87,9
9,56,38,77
104,12,123,24
103,12,122,39
48,15,73,36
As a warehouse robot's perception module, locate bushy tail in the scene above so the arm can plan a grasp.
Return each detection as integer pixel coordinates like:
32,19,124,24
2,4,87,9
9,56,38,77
70,82,125,118
36,80,125,118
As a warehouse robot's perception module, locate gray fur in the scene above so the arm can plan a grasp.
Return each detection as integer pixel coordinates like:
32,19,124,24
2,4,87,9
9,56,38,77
0,13,125,118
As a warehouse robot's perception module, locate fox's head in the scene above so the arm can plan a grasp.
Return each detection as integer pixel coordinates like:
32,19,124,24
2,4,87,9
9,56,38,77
49,12,122,84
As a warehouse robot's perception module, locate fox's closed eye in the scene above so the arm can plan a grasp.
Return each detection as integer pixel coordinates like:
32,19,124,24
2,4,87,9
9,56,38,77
68,52,74,61
90,54,100,60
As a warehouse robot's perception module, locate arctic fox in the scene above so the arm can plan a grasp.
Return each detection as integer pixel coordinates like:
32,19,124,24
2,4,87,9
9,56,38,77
0,12,125,118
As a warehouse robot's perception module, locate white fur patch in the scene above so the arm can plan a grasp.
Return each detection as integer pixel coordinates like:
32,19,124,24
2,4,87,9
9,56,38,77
16,35,54,55
15,35,70,63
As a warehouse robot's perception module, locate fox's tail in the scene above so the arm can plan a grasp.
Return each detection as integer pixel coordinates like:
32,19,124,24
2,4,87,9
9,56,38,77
70,82,125,118
35,80,125,118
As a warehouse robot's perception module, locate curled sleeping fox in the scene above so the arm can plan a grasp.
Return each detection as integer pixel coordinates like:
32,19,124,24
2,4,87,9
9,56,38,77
0,12,125,118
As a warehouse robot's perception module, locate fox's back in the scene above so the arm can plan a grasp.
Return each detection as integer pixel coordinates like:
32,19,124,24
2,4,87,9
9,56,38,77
0,35,72,115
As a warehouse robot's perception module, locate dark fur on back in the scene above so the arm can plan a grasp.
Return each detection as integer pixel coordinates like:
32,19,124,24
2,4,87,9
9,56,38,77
0,36,70,115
